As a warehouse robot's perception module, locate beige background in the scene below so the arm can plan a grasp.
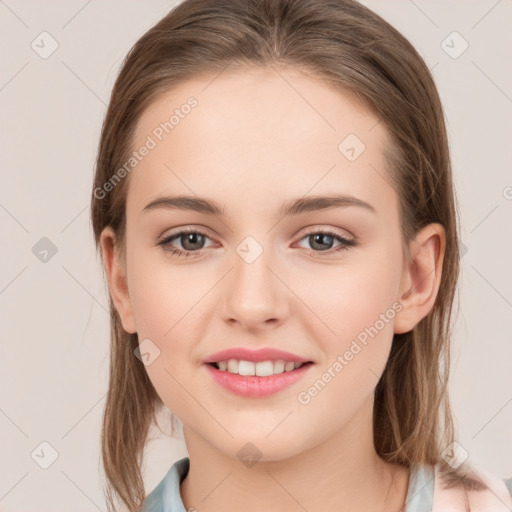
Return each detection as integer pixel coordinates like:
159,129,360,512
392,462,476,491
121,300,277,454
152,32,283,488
1,1,511,510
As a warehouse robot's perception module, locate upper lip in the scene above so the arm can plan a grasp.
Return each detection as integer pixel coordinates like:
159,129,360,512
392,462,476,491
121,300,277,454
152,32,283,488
204,347,312,364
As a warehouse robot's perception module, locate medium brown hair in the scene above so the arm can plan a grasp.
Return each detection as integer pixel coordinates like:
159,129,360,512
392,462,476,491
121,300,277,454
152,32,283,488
90,1,481,510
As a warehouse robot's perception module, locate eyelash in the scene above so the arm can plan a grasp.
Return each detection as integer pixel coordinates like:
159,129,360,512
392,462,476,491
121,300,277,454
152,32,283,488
157,227,356,258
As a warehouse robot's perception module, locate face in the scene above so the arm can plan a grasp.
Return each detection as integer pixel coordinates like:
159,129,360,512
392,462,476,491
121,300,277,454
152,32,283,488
106,65,415,461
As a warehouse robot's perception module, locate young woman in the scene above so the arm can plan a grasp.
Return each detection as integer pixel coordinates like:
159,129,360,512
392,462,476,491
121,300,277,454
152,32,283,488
90,1,512,510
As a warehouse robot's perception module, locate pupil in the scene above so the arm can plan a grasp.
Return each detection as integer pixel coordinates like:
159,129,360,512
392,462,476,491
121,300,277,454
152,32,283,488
311,233,333,250
183,233,203,251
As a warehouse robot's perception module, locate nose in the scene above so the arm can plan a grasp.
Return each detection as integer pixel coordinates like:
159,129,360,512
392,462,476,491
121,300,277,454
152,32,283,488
220,240,290,332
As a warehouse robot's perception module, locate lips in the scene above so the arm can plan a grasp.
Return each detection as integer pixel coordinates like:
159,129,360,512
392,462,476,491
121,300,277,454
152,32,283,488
203,347,312,364
204,360,314,397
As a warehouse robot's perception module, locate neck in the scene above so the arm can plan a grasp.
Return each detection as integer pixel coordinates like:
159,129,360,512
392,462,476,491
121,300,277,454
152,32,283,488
179,396,410,512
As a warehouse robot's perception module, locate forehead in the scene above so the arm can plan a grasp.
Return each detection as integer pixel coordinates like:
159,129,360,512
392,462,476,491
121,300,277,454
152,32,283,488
127,65,396,219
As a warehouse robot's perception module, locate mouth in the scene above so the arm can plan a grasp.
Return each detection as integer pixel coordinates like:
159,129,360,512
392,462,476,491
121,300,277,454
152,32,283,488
206,359,313,376
203,360,315,397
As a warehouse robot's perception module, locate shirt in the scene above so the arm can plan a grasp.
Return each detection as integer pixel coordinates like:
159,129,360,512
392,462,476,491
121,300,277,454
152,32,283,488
142,456,512,512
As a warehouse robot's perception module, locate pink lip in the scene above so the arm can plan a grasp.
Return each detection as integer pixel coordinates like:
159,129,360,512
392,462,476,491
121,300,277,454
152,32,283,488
203,347,311,364
203,362,314,398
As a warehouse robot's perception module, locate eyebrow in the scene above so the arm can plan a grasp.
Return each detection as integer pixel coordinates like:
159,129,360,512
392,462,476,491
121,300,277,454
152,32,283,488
142,194,376,217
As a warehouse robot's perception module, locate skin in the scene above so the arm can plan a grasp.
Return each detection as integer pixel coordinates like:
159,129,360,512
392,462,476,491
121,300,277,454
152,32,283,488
100,64,446,512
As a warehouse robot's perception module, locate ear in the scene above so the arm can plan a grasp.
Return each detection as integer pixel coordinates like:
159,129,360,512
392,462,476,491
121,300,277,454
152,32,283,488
99,226,137,334
394,223,446,335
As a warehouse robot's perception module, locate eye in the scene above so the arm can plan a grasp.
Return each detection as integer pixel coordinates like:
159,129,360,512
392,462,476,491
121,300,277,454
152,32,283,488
157,227,213,258
157,227,356,258
296,229,356,256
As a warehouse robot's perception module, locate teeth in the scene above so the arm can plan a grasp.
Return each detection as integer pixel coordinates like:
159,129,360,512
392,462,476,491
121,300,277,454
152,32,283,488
284,362,295,372
227,359,238,373
255,361,273,377
216,359,305,376
273,360,285,374
238,360,255,376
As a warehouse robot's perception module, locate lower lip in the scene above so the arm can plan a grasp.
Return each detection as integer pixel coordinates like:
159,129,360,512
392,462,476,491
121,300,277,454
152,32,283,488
203,362,314,398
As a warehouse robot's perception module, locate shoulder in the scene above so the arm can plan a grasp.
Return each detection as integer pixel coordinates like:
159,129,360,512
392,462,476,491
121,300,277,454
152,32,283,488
142,457,190,512
432,462,512,511
143,458,512,512
405,463,512,512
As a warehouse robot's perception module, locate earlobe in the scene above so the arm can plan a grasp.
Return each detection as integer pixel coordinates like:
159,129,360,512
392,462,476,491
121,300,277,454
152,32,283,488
99,227,137,334
394,223,446,335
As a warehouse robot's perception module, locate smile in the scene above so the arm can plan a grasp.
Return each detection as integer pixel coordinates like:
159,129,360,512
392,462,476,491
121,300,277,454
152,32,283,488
204,361,314,397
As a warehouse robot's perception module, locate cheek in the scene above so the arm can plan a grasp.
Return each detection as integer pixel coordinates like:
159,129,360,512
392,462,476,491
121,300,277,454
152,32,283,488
296,242,403,397
126,240,204,339
124,228,403,431
298,244,402,347
293,260,402,428
125,247,215,405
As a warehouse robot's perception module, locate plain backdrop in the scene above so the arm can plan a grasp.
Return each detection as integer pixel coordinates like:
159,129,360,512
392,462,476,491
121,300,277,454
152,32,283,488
1,1,511,510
